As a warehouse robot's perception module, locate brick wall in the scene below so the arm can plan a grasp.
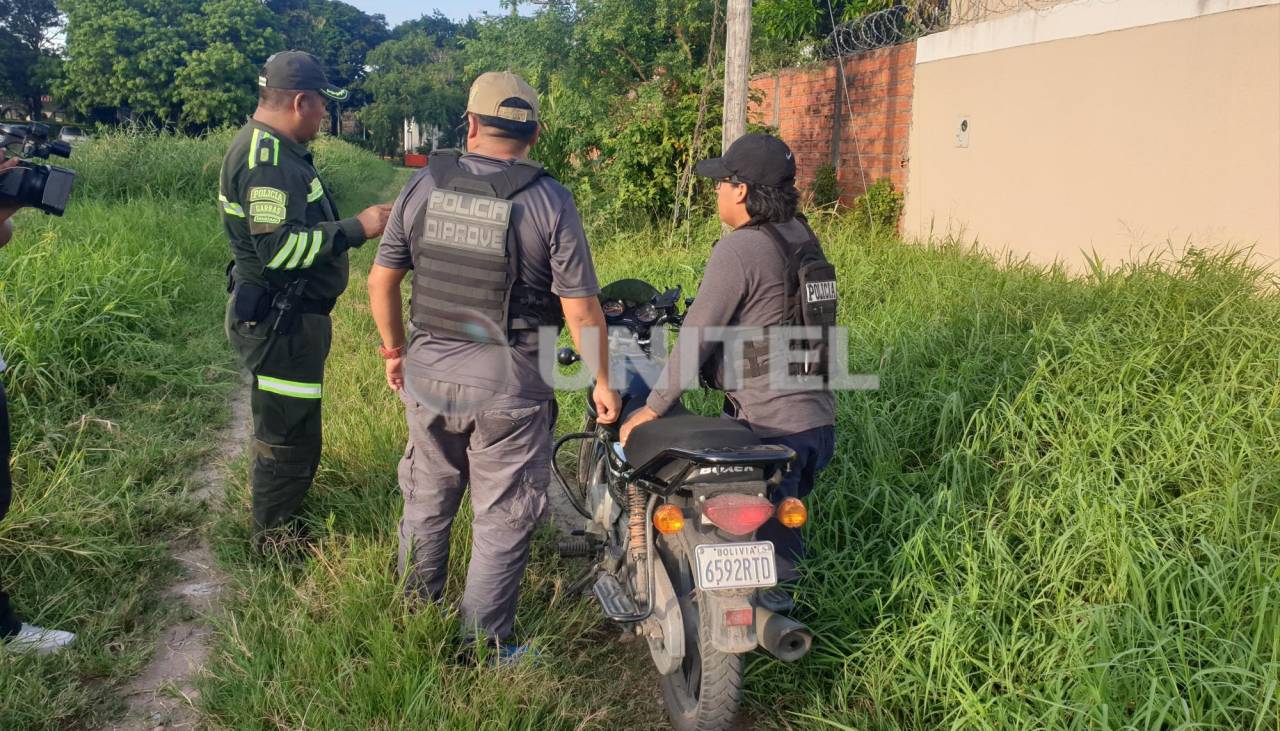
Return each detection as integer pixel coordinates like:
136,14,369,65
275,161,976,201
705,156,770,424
749,42,915,204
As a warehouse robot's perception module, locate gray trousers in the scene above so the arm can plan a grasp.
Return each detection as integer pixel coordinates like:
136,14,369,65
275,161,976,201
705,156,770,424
397,377,553,641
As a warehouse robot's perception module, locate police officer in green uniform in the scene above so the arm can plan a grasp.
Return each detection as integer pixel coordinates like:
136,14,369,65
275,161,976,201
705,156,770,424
221,51,390,547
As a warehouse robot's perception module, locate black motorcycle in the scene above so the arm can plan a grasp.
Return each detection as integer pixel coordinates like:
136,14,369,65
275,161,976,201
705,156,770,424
554,279,814,731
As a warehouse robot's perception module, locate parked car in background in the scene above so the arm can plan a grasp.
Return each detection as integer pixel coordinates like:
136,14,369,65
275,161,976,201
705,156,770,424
58,125,89,144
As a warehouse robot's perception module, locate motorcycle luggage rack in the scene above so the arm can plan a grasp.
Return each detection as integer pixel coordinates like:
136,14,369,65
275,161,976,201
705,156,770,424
625,445,796,496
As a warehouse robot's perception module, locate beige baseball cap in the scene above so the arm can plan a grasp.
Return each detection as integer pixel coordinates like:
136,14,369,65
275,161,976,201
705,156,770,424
466,71,539,123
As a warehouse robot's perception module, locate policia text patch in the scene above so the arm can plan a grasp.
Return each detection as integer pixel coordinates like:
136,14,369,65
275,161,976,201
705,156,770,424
422,189,511,254
249,186,288,226
806,280,837,303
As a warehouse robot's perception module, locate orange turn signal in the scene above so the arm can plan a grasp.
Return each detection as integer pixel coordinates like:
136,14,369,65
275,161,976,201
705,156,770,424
654,504,685,535
776,497,808,529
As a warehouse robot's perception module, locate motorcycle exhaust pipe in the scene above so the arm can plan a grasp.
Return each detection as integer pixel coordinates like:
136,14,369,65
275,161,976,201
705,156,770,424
756,607,813,662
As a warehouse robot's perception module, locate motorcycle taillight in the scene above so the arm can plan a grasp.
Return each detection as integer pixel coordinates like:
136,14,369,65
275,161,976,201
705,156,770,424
702,493,774,536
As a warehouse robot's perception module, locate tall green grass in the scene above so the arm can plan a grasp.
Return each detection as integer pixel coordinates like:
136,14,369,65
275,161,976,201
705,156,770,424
0,131,394,730
9,129,1268,730
775,243,1280,730
71,128,390,205
198,200,1279,729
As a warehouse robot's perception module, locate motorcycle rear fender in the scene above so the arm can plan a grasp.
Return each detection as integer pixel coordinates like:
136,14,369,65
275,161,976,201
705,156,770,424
675,521,758,655
701,590,757,654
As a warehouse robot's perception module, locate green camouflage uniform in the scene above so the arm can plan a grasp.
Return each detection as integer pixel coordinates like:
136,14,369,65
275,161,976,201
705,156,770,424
219,119,366,541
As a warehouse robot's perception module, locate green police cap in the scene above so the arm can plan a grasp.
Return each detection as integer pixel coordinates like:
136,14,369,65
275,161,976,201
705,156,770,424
258,51,349,102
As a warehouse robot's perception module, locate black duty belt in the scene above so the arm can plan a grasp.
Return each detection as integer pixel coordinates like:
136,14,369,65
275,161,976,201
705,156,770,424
296,298,337,316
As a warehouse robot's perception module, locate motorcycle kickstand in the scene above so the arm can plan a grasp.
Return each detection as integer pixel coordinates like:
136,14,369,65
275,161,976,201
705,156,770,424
565,565,599,597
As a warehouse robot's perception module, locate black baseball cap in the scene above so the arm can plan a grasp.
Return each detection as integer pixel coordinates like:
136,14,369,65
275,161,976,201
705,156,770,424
258,51,349,102
694,133,796,187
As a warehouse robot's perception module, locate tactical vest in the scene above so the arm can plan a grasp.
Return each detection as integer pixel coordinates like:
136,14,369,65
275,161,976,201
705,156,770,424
740,218,838,381
410,150,563,344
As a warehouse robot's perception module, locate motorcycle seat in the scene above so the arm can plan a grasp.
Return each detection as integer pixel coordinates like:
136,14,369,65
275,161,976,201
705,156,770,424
625,403,760,469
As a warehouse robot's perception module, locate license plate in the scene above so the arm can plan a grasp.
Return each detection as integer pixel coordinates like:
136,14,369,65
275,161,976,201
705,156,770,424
694,541,777,591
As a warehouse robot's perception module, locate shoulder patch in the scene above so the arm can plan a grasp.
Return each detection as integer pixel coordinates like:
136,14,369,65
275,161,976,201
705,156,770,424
247,128,281,169
306,177,324,203
248,186,287,227
250,187,287,205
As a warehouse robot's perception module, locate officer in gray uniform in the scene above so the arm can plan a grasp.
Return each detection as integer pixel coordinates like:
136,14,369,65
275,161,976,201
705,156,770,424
368,72,619,657
621,134,838,612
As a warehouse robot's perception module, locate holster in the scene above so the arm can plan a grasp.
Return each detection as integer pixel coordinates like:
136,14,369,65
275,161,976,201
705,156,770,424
270,280,309,336
268,280,334,336
232,282,273,323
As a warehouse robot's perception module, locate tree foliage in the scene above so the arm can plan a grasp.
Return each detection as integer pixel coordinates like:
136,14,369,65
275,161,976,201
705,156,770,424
58,0,386,128
460,0,726,223
447,0,901,223
175,0,283,126
358,25,469,156
269,0,389,94
0,0,61,117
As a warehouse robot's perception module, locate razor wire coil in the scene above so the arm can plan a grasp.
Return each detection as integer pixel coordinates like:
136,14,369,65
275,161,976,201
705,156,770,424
823,0,1079,56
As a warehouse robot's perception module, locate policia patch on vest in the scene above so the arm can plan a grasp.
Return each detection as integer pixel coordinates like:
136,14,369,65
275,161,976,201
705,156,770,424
806,280,837,303
421,189,512,254
410,149,561,346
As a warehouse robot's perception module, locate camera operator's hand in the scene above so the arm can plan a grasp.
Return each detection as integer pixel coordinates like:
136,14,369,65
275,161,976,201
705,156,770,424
356,203,393,241
0,157,21,247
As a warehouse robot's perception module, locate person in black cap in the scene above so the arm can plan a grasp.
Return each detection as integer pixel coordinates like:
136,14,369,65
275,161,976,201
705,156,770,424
219,50,392,550
620,133,838,612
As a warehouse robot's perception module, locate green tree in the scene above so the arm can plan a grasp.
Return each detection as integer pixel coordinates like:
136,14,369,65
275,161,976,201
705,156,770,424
268,0,388,91
60,0,199,123
60,0,281,127
359,28,467,156
462,0,723,220
264,0,388,133
392,10,473,42
174,0,283,126
0,0,62,118
59,0,384,129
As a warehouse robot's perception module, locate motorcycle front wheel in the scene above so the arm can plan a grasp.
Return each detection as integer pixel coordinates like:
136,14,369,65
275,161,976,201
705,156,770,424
658,539,745,731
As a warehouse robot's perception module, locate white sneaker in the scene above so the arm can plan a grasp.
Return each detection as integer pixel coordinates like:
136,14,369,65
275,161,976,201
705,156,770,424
4,623,76,655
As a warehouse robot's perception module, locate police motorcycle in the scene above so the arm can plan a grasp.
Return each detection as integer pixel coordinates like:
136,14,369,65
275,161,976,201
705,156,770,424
554,279,814,731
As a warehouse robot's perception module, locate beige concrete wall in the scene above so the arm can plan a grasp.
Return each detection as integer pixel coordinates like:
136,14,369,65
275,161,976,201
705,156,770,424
948,0,1076,26
903,1,1280,271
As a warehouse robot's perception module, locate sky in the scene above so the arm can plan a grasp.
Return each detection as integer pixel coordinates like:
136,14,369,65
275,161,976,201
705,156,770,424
349,0,510,27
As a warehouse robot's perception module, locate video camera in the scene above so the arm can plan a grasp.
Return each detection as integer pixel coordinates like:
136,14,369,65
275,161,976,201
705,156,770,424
0,123,75,216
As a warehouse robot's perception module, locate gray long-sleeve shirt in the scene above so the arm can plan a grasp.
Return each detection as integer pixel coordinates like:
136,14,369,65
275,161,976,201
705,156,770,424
646,218,836,438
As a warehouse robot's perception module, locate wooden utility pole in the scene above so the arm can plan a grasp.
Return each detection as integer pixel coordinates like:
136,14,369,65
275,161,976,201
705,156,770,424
722,0,751,153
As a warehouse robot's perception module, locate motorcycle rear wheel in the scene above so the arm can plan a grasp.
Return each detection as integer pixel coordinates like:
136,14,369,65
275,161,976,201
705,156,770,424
658,541,745,731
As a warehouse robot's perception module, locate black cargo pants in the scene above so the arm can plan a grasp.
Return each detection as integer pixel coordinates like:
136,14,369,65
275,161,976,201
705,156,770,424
226,299,332,542
0,380,21,637
757,425,835,583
